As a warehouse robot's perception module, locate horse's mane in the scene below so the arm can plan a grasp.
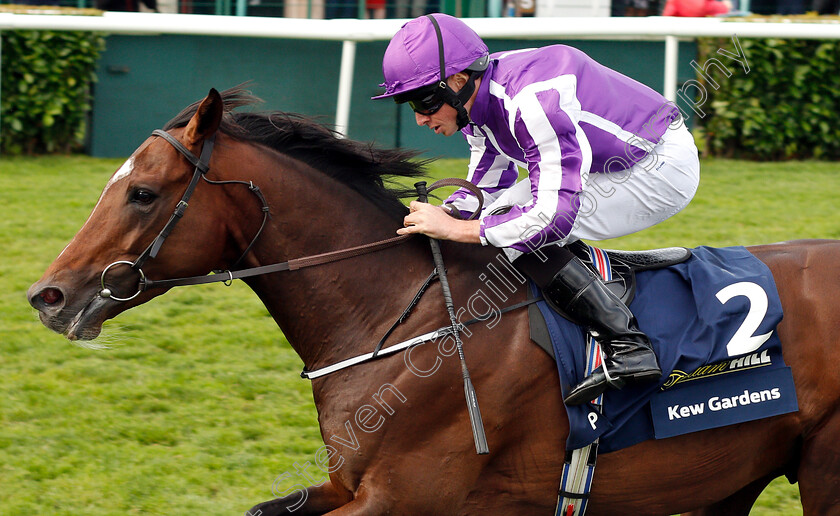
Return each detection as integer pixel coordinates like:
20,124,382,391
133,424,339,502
163,85,430,220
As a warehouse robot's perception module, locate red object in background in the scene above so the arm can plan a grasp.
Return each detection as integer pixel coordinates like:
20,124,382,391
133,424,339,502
662,0,730,16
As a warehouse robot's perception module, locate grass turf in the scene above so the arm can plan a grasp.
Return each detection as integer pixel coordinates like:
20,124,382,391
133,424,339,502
2,154,829,515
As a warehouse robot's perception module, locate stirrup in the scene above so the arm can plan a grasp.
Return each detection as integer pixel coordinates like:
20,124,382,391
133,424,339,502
564,360,661,406
564,367,622,406
599,345,617,385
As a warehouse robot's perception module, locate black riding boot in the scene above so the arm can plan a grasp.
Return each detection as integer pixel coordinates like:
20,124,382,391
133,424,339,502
546,257,661,405
515,246,661,406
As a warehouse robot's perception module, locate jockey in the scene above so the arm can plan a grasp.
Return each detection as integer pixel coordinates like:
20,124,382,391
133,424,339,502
374,14,700,405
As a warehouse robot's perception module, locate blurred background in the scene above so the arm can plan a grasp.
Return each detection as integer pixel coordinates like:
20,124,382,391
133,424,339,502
1,4,839,515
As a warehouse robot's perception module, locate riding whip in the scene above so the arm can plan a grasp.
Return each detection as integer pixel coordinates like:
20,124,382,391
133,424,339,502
414,181,489,455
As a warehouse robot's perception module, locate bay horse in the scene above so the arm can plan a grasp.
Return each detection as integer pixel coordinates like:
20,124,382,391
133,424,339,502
28,86,840,515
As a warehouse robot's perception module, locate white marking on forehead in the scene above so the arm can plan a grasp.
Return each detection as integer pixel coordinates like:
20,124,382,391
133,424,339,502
105,157,135,192
56,142,148,262
68,156,135,252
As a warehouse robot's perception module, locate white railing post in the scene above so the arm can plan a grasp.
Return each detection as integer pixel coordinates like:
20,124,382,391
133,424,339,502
664,35,679,102
335,39,357,139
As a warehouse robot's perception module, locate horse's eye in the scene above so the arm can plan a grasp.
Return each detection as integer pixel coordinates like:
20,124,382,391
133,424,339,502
130,189,157,205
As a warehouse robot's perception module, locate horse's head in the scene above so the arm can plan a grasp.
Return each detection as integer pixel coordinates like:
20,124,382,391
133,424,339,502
30,84,430,345
28,89,232,340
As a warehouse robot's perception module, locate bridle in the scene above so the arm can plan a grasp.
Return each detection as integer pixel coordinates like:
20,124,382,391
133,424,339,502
99,129,269,301
99,129,484,302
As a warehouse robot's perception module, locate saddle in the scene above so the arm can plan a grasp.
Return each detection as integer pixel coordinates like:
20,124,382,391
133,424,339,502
530,242,692,360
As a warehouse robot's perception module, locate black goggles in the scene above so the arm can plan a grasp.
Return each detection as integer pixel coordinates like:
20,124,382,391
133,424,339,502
409,92,445,116
396,86,446,116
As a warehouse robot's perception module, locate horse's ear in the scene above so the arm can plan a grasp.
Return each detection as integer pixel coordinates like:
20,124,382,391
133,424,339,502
183,88,223,145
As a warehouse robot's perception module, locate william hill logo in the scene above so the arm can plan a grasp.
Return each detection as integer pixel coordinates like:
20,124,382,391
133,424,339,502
662,349,772,390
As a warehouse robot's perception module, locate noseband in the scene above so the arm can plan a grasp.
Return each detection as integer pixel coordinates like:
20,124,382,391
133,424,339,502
99,129,269,301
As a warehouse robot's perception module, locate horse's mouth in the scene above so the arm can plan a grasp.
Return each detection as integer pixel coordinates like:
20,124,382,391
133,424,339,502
39,293,112,341
69,296,111,340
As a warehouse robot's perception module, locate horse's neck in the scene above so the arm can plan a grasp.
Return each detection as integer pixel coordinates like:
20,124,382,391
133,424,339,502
239,155,433,370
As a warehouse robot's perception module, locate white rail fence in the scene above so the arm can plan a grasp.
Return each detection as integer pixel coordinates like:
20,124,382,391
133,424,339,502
1,13,839,136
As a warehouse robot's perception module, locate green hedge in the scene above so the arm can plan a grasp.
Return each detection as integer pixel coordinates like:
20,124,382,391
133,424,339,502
1,29,105,155
696,35,840,160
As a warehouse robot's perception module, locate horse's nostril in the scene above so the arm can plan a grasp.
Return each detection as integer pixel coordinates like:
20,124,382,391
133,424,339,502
29,284,62,313
40,288,63,305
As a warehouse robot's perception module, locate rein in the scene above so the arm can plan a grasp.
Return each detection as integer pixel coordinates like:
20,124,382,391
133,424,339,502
99,129,484,300
145,233,414,290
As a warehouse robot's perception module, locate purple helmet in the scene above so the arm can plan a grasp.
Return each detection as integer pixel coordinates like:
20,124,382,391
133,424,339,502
372,14,489,100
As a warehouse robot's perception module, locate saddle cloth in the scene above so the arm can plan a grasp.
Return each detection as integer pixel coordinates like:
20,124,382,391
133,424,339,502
533,245,798,452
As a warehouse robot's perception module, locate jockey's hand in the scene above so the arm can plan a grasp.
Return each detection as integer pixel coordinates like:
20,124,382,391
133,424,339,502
397,201,481,244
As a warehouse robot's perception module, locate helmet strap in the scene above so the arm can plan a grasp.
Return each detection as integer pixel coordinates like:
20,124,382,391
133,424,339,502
426,14,478,130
